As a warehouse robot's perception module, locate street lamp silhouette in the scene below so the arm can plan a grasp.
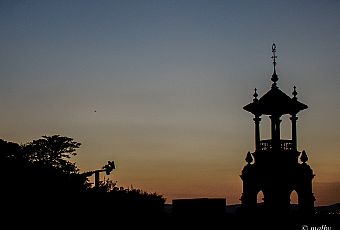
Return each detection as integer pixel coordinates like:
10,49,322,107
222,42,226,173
82,161,115,188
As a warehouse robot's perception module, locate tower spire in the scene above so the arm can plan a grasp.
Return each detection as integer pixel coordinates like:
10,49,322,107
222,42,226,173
253,88,258,102
292,86,298,100
271,43,278,87
241,44,314,215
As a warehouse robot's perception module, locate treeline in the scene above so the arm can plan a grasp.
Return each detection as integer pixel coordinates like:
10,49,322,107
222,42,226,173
0,135,165,222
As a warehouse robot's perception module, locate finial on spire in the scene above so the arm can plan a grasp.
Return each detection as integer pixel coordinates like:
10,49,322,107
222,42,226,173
245,152,253,164
292,86,298,99
271,43,278,87
300,150,308,163
253,88,258,102
271,43,277,66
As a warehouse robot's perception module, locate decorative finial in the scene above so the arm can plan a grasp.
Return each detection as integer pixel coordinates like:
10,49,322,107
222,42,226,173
245,152,253,164
253,88,258,102
271,43,277,66
271,43,278,87
300,150,308,163
292,86,298,99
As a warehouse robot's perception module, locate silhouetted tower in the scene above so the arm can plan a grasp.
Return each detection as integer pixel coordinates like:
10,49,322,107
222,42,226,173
240,44,315,215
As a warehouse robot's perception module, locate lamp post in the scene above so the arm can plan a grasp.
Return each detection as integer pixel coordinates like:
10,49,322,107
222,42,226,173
82,161,116,188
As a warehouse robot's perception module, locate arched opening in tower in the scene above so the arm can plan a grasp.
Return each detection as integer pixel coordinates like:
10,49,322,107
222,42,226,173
290,190,298,205
280,115,292,140
257,190,264,206
259,118,271,140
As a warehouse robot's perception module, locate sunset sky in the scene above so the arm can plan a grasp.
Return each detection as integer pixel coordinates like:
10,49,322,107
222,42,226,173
1,0,340,205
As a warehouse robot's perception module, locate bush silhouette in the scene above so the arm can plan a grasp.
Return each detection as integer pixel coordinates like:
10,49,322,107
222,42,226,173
0,135,166,222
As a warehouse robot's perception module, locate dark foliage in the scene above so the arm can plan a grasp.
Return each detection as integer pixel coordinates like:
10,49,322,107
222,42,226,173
0,135,166,226
23,135,81,174
0,136,89,198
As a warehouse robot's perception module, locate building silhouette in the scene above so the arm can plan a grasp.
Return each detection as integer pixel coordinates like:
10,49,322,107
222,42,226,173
240,44,315,216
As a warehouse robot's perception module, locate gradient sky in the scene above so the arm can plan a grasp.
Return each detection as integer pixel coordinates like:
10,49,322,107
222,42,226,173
1,0,340,205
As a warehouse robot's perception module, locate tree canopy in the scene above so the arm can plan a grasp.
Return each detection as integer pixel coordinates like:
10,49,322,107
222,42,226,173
23,135,81,174
0,135,88,196
0,134,166,220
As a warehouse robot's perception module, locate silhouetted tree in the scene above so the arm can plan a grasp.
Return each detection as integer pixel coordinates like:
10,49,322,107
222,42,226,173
23,135,81,174
0,139,22,160
1,135,167,223
0,139,26,193
0,135,91,200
